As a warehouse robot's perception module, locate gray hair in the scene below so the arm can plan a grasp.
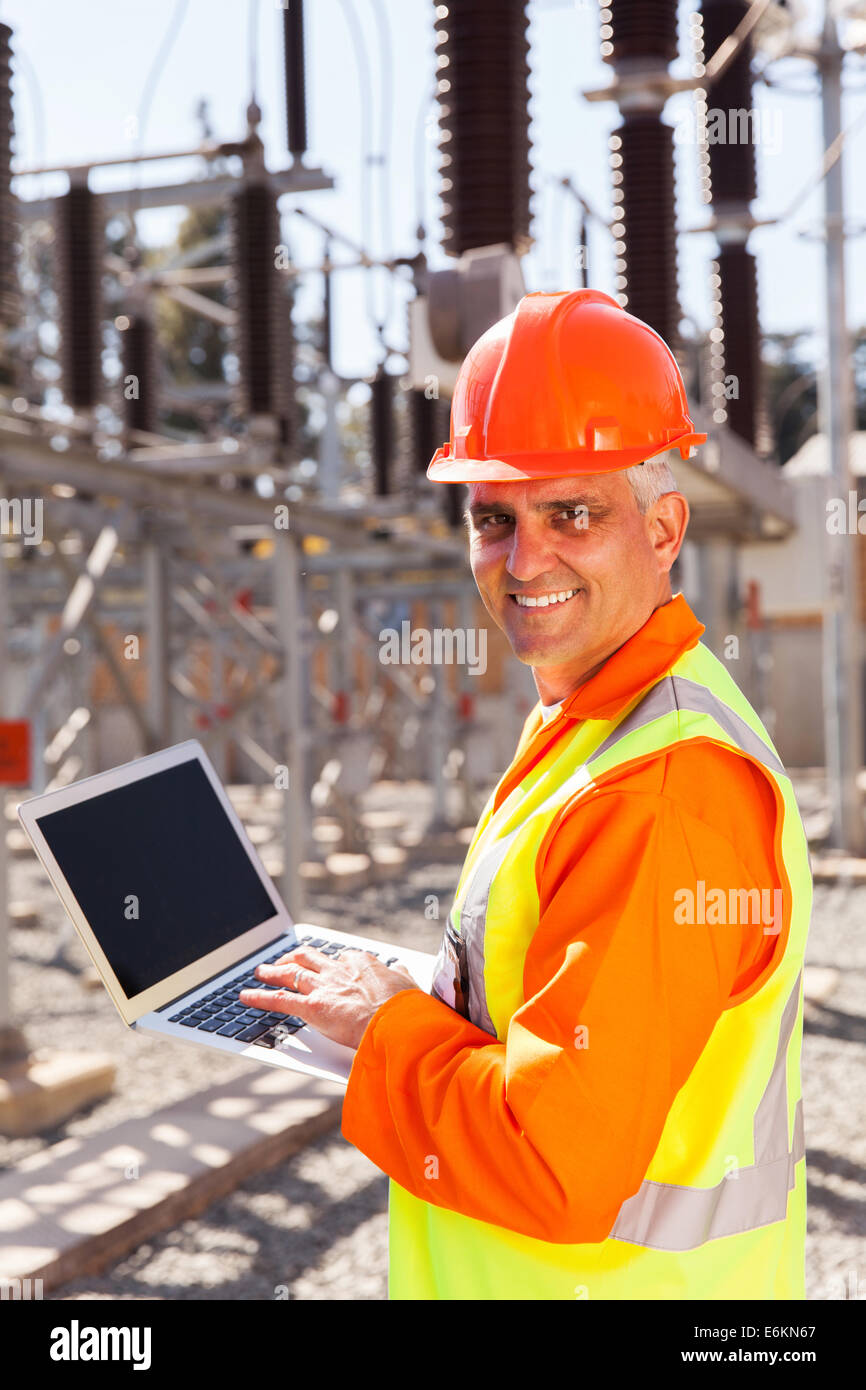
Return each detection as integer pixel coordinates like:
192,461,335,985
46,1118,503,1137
623,456,678,513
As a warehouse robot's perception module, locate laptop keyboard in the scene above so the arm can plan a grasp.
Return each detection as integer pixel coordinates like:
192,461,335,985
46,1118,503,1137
167,934,400,1048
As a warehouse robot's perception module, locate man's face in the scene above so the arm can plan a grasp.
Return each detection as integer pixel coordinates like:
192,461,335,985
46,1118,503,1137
465,470,688,700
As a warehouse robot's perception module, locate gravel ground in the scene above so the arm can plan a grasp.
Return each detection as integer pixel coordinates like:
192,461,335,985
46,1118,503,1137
2,785,863,1301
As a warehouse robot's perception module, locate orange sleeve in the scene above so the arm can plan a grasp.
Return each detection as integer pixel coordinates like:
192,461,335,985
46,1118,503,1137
341,743,784,1244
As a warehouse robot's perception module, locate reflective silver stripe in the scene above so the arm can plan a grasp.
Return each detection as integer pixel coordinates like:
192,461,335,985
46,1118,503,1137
590,675,786,778
458,832,516,1037
611,973,805,1251
754,970,802,1164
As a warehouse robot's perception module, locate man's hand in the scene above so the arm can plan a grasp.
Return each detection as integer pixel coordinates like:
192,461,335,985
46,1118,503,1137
239,946,420,1051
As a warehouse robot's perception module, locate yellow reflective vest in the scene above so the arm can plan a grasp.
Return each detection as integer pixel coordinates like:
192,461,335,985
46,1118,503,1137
388,639,811,1299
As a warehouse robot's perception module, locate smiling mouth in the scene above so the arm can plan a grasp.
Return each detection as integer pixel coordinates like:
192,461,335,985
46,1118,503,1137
509,588,582,610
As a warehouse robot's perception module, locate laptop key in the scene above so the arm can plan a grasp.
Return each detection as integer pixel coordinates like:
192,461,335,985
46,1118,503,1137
197,1018,224,1032
217,1021,246,1037
237,1022,271,1042
179,1016,206,1028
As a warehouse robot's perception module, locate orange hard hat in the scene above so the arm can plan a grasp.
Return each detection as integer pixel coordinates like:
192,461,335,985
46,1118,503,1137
427,288,706,483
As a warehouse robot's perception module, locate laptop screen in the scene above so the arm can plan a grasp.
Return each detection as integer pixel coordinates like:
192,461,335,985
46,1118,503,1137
35,758,280,999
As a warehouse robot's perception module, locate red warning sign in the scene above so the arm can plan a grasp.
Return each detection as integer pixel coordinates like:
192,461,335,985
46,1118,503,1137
0,721,30,784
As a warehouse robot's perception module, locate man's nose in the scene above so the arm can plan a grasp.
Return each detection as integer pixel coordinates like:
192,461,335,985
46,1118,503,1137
505,520,559,584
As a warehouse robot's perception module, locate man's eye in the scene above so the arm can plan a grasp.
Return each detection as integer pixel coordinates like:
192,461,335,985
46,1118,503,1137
557,506,591,527
476,514,511,530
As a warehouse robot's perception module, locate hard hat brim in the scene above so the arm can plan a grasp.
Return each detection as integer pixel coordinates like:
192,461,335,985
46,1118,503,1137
426,431,708,483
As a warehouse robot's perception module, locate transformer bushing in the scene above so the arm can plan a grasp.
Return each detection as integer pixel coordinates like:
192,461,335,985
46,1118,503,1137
612,115,679,347
433,393,464,528
714,243,759,445
605,0,678,62
228,182,292,424
56,184,104,411
699,0,764,450
370,367,394,496
434,0,533,257
601,0,681,350
410,386,438,476
119,313,158,435
0,23,18,332
700,0,756,206
282,0,307,160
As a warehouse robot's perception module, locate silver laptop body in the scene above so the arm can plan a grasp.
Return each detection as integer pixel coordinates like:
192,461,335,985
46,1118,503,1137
17,739,435,1087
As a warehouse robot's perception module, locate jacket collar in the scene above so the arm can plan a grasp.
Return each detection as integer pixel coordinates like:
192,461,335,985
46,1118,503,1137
512,593,704,763
553,592,704,723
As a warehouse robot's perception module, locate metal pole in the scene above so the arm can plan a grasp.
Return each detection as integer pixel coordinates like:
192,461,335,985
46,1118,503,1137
144,538,172,749
273,530,305,916
429,599,450,829
318,370,344,502
819,8,863,852
0,538,10,1039
0,512,27,1057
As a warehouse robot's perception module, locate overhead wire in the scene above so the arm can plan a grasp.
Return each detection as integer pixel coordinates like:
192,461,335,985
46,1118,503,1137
368,0,396,329
412,81,437,244
334,0,382,348
126,0,191,244
248,0,261,107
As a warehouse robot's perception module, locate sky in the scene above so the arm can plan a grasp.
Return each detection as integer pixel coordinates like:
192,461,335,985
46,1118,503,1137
4,0,866,385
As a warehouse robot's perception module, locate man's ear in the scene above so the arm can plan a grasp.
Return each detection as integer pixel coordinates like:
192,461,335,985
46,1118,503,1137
648,491,689,574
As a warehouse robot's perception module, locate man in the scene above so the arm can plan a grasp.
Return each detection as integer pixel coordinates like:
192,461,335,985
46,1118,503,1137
242,289,811,1300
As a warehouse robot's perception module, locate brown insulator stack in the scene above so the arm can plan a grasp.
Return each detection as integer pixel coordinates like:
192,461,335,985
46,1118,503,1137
228,182,289,421
0,24,18,335
410,387,438,476
700,0,766,451
433,393,464,528
435,0,533,257
56,183,103,410
118,313,158,435
612,117,678,346
282,0,307,160
370,367,394,496
602,0,681,348
714,241,760,446
606,0,678,60
700,0,756,206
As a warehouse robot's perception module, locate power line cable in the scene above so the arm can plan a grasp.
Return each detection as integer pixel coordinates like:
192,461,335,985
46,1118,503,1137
412,82,436,243
368,0,395,327
127,0,191,241
248,0,261,106
335,0,383,346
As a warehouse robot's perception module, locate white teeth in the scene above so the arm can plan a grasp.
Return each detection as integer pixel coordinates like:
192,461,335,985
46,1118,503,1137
514,589,578,608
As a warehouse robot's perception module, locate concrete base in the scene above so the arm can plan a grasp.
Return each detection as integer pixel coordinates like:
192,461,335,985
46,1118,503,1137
803,966,841,1007
811,854,866,884
0,1049,116,1138
8,902,40,928
370,844,407,882
0,1064,343,1292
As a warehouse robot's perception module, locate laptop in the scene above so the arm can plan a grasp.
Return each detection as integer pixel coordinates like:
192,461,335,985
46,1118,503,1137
16,739,437,1087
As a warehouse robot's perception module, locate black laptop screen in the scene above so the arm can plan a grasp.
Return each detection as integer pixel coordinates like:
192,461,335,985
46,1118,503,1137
36,758,280,998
